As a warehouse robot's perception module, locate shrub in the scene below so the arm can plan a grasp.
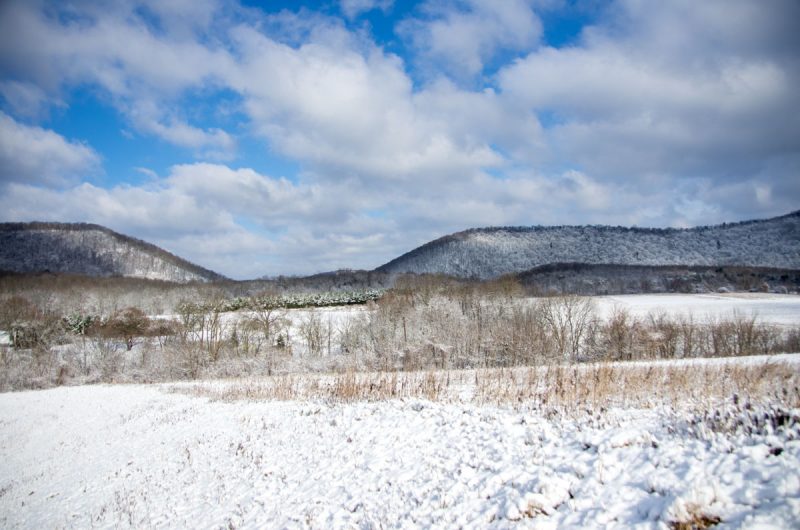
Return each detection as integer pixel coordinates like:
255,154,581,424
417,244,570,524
103,307,150,350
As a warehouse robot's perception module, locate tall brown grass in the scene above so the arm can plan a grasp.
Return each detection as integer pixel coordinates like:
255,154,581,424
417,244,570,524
168,356,800,413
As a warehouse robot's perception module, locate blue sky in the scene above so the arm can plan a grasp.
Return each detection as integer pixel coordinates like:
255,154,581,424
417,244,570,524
1,0,798,279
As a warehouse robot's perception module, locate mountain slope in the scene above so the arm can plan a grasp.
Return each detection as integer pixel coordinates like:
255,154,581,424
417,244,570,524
0,222,225,283
377,211,800,279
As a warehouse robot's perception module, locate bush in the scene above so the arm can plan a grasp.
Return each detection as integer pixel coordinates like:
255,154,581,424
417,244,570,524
98,307,150,351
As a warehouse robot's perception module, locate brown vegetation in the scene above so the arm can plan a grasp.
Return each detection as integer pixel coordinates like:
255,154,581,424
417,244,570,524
169,358,800,414
1,276,798,393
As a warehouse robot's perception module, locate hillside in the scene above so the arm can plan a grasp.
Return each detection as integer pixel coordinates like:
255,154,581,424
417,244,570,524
0,222,225,283
377,211,800,279
515,263,800,295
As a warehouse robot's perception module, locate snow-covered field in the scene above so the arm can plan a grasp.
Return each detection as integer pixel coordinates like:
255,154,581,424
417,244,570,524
2,294,799,528
175,293,800,350
272,293,800,335
2,363,799,529
593,293,800,327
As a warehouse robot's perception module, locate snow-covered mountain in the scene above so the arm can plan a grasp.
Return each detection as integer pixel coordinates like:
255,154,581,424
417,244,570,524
0,222,225,283
377,211,800,279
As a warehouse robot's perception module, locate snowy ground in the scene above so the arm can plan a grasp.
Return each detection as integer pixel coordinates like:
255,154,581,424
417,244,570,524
2,294,799,528
149,294,800,354
593,293,800,327
268,293,800,334
1,369,799,528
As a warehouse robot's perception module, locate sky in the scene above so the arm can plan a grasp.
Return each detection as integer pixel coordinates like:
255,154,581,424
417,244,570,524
0,0,798,280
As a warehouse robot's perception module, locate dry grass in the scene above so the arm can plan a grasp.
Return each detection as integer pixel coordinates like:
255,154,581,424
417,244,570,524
670,514,722,530
167,356,800,412
168,369,447,403
471,359,799,411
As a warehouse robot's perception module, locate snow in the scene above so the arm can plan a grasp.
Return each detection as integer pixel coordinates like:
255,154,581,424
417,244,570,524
379,212,800,278
171,292,800,347
2,294,799,527
2,379,799,528
282,305,368,340
593,293,800,326
238,293,800,336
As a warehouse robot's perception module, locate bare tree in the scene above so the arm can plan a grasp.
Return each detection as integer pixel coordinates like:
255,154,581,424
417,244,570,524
539,296,596,362
299,312,324,356
249,304,287,348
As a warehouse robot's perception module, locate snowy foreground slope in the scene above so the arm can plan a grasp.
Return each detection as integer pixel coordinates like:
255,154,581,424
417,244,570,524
2,362,799,529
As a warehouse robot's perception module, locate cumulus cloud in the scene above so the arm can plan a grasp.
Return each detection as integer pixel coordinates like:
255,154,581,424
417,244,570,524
165,163,355,225
0,176,262,278
0,0,237,156
0,181,231,237
127,100,237,159
398,0,543,78
0,80,63,119
226,21,512,187
5,1,235,94
0,1,533,193
0,163,386,277
0,162,344,237
0,0,797,277
0,112,100,186
497,0,800,183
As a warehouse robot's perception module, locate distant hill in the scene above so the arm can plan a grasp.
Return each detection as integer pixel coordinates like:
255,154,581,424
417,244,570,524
0,222,225,283
376,211,800,279
513,263,800,295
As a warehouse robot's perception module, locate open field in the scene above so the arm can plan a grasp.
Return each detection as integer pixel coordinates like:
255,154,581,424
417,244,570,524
1,353,799,529
2,292,800,391
232,293,800,332
1,293,799,527
593,293,800,327
238,294,800,348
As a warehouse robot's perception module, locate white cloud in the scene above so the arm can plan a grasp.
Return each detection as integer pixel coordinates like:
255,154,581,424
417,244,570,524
134,167,159,180
0,0,237,157
2,2,530,189
0,0,797,277
340,0,394,20
499,44,790,124
127,101,237,159
227,22,510,185
399,0,543,78
0,112,100,186
0,162,344,237
137,0,222,37
0,80,63,119
497,0,800,183
0,181,232,236
0,1,230,93
0,163,383,278
166,163,340,223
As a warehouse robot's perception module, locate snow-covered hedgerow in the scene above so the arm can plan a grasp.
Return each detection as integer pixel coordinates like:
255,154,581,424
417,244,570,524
185,289,385,313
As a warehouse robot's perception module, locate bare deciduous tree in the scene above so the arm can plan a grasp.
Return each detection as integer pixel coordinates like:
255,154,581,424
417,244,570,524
538,296,596,362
